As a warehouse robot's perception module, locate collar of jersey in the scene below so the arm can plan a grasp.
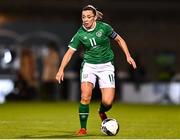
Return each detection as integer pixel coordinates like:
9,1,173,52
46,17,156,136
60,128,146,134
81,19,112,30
82,22,96,32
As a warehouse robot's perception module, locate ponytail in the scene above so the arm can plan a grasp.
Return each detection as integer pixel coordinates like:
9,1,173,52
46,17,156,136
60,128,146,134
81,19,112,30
96,10,103,20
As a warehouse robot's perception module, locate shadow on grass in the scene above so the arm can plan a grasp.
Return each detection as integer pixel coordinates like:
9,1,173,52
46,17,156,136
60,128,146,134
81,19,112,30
17,130,100,139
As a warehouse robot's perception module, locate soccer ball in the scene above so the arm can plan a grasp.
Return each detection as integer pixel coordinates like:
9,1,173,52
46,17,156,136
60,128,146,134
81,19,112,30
101,118,119,136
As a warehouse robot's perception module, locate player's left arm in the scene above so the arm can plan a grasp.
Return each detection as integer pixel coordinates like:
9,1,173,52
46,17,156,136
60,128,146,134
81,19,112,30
113,32,137,69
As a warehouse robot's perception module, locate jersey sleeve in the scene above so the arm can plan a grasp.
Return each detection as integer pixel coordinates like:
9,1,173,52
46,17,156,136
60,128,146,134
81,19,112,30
104,23,117,39
68,33,81,51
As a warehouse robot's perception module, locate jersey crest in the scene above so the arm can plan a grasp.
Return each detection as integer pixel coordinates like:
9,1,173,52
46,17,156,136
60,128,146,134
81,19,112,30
96,31,102,37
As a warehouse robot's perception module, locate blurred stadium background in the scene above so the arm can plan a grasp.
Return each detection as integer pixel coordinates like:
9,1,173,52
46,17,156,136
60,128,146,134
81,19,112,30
0,0,180,104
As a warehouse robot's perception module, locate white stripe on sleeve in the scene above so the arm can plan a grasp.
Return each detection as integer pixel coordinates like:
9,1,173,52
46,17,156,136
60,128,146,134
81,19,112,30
68,45,77,51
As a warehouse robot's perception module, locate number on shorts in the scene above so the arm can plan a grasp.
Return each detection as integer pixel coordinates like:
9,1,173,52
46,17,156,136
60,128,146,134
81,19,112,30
108,74,114,82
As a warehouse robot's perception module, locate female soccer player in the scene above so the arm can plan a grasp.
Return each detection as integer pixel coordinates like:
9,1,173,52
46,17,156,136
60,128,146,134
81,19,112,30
56,5,137,136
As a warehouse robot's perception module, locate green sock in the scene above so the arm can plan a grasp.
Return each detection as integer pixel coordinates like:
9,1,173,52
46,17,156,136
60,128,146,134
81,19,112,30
99,102,112,113
79,103,89,129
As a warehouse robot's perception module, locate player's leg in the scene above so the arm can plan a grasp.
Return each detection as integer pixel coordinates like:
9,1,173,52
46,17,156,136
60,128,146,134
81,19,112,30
77,63,96,135
99,88,115,121
77,82,93,136
97,62,115,121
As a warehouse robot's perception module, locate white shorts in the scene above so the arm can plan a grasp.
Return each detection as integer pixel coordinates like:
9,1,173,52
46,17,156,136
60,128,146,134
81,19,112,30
81,62,115,88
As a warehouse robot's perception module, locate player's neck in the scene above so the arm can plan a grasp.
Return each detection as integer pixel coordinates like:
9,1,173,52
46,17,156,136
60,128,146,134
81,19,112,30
83,22,96,32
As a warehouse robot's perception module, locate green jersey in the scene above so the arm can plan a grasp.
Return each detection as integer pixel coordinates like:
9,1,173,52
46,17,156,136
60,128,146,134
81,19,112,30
69,21,115,64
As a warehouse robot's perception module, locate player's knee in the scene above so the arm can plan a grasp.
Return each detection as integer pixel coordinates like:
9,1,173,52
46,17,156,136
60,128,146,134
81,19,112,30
102,100,113,107
81,95,91,104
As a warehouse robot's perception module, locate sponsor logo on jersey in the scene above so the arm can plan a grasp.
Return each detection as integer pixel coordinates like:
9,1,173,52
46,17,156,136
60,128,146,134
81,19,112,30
83,36,87,40
96,31,102,37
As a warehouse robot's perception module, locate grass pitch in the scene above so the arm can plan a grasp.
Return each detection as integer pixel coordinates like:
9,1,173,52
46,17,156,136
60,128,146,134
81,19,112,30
0,101,180,139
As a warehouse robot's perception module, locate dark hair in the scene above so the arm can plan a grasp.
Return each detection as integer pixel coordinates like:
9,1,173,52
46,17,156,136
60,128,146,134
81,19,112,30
82,5,103,20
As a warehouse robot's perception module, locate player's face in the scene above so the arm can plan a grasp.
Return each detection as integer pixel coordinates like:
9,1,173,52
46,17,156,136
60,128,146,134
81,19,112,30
82,10,96,29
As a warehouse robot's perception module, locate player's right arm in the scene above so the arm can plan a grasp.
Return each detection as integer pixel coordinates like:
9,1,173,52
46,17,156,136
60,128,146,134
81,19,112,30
56,48,75,83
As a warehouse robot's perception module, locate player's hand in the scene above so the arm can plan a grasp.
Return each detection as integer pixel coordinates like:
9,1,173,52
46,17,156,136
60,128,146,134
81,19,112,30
127,56,137,69
56,70,64,84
